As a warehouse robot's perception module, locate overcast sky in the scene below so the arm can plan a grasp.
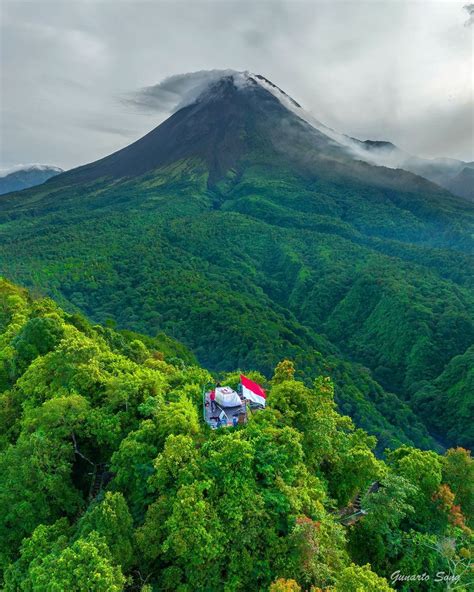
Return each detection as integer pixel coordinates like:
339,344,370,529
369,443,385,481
1,0,473,170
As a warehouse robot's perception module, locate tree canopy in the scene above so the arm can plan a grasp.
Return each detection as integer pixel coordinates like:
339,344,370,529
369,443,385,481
0,279,472,591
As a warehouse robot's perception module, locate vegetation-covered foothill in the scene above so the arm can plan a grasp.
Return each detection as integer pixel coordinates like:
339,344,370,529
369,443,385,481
0,278,472,591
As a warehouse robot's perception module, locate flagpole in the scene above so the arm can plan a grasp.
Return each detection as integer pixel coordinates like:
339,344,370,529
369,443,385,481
202,381,213,423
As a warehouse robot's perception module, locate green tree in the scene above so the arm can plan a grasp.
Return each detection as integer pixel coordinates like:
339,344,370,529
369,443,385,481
12,316,64,378
334,563,394,591
287,515,348,590
4,518,71,591
442,448,474,525
272,360,296,384
29,532,125,591
160,481,223,590
155,396,200,445
387,446,443,526
269,578,301,592
0,433,80,574
348,474,417,571
76,492,134,570
110,419,161,519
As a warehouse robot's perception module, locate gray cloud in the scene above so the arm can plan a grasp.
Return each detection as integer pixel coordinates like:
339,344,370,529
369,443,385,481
464,3,474,25
1,0,473,170
124,70,239,113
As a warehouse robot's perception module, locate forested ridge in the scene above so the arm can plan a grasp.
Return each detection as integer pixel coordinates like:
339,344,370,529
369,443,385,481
0,278,472,591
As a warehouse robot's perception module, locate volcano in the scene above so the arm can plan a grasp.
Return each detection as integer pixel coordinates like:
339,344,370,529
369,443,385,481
1,70,473,450
63,72,351,185
56,70,474,199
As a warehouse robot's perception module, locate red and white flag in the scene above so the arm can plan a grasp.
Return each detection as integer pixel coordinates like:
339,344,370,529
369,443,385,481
240,374,266,407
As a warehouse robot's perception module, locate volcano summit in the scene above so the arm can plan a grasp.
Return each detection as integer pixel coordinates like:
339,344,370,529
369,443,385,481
63,71,353,185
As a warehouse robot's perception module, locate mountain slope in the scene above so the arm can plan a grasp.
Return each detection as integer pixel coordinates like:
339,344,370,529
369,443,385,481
353,140,474,201
0,71,473,449
0,165,63,195
446,166,474,201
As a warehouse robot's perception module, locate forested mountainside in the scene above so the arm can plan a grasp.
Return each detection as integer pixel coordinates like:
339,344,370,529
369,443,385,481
0,278,472,591
0,73,473,451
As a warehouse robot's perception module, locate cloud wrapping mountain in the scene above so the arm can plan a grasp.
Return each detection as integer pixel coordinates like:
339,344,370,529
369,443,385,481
125,70,474,200
125,70,249,114
0,164,63,195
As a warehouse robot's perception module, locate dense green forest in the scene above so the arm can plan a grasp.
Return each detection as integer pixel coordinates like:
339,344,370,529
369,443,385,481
0,156,473,450
0,278,472,591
